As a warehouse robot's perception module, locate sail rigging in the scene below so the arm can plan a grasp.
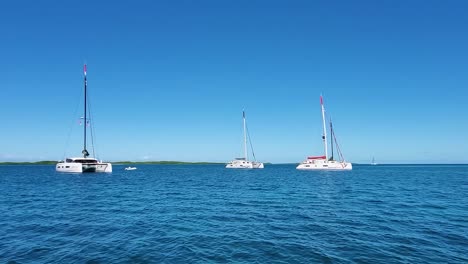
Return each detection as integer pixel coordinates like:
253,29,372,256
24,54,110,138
246,123,257,162
330,118,334,161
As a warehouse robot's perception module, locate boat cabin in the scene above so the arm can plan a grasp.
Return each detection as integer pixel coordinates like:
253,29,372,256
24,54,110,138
65,158,99,164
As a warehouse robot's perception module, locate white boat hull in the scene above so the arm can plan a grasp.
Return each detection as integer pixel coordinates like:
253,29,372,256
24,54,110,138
56,158,112,173
296,159,352,170
96,163,112,172
226,160,264,169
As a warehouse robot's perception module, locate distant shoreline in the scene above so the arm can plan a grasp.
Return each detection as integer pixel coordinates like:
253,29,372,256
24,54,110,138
0,161,466,166
0,161,225,165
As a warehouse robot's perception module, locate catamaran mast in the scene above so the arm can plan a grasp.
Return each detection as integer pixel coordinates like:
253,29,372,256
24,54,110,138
82,64,89,158
320,96,328,159
330,118,334,161
243,110,248,161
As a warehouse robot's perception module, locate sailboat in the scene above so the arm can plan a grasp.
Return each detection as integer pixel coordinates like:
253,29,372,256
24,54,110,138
296,96,352,170
226,110,264,169
56,65,112,173
371,157,378,165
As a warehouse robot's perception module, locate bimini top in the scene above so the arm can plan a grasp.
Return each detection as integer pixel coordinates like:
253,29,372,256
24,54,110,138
307,156,326,160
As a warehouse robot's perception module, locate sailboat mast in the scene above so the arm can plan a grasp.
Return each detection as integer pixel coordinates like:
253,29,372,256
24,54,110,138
83,64,88,158
320,96,328,159
243,110,248,161
330,118,334,161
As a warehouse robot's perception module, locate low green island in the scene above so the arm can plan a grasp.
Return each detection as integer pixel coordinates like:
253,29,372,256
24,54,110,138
113,161,224,165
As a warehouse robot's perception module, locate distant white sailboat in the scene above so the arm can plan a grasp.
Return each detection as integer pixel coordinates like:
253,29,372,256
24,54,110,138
296,96,352,170
56,65,112,173
226,110,264,169
371,157,378,165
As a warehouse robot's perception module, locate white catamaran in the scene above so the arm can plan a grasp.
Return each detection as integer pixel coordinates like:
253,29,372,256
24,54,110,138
56,65,112,173
226,110,264,169
296,96,352,170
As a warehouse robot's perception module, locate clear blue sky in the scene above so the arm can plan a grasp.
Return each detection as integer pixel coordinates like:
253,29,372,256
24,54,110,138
1,0,467,164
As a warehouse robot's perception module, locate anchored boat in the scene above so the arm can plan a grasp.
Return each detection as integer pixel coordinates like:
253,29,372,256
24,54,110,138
56,65,112,173
226,110,264,169
296,96,352,170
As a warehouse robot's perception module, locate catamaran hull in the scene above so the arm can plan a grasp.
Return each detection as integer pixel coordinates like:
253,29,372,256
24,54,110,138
226,161,264,169
296,162,352,170
56,162,84,173
56,162,112,173
96,163,112,172
255,163,265,169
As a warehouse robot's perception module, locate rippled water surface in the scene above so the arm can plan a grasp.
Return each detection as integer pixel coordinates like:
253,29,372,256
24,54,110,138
1,164,467,263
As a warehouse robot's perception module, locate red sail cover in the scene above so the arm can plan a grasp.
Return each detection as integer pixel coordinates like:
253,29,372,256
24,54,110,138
308,156,326,160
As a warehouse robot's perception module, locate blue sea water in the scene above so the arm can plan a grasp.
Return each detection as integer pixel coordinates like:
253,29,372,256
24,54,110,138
0,164,467,263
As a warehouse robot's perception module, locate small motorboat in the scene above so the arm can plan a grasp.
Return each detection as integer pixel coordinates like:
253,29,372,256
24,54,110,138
124,167,137,171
